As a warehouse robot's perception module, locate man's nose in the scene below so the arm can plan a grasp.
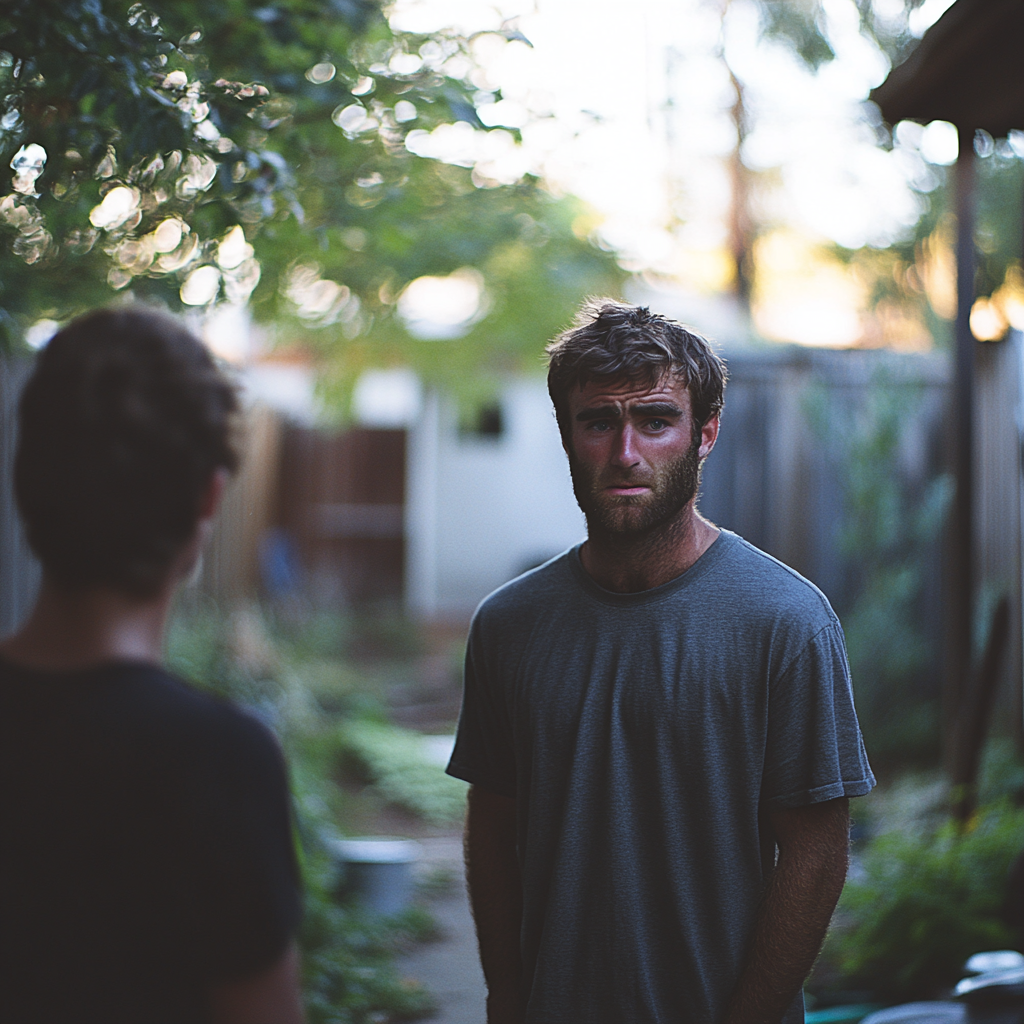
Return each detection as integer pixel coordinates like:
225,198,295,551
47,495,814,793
610,424,641,468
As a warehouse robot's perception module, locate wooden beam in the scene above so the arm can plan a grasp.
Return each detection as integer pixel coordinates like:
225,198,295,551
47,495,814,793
944,126,977,769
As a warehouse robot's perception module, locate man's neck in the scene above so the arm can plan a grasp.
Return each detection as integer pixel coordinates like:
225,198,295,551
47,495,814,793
580,504,720,593
0,577,174,672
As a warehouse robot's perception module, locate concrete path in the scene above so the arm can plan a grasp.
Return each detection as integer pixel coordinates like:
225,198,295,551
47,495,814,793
404,837,487,1024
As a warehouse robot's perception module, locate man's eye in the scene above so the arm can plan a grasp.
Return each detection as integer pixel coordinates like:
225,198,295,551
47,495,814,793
647,419,667,430
588,420,611,431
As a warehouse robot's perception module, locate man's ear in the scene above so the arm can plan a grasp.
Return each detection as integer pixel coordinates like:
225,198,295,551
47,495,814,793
698,414,720,461
198,467,229,523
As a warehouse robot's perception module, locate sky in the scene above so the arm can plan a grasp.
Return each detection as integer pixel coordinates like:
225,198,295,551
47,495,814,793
388,0,963,346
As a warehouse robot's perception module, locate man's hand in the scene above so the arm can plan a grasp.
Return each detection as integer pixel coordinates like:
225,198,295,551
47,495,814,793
722,797,850,1024
465,784,525,1024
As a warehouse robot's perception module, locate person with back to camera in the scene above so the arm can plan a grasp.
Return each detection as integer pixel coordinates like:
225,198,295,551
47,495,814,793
446,300,876,1024
0,307,304,1024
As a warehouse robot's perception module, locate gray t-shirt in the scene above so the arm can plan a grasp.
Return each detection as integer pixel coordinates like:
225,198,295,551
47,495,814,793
447,530,875,1024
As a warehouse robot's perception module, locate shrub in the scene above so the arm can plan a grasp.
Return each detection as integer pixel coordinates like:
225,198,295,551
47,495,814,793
300,846,435,1024
342,720,467,827
805,380,951,768
821,800,1024,1002
165,605,444,1023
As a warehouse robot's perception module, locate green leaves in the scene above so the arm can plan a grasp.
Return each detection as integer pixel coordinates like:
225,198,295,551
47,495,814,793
757,1,835,69
0,0,621,398
825,800,1024,1001
755,0,932,69
0,1,484,340
340,719,466,827
257,160,622,407
806,378,952,765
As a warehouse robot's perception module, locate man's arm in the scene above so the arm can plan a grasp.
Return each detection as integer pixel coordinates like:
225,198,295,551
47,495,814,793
723,797,850,1024
465,784,525,1024
211,942,305,1024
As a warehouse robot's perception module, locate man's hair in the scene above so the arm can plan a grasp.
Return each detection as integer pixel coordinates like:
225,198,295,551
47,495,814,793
546,299,727,441
15,306,239,597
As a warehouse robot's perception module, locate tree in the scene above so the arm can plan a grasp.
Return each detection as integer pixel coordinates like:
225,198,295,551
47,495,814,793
256,154,623,404
0,1,623,375
739,1,1021,342
757,0,931,70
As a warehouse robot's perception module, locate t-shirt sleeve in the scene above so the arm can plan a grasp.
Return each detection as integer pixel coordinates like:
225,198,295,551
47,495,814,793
762,620,875,808
446,614,518,798
181,710,303,982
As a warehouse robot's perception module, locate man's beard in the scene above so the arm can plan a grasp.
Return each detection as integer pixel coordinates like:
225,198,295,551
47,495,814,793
567,433,703,537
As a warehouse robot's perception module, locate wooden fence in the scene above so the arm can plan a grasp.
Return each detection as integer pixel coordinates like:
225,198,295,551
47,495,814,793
275,426,406,606
974,332,1023,723
700,337,1022,728
702,345,949,613
199,403,283,605
2,339,1021,726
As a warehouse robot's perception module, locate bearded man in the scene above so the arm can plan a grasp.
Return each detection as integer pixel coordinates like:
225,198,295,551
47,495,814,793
446,301,875,1024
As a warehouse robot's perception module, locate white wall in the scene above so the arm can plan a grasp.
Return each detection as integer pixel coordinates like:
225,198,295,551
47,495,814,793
406,379,585,619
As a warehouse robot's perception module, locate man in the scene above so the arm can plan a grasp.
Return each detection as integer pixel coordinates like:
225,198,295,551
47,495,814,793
446,301,875,1024
0,308,304,1023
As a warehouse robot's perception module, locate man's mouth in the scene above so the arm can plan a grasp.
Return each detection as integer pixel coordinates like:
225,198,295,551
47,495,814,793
603,484,651,496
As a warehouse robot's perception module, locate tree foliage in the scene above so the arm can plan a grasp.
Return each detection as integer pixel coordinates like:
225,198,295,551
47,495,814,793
759,0,1023,345
279,167,623,403
0,1,623,375
757,0,933,69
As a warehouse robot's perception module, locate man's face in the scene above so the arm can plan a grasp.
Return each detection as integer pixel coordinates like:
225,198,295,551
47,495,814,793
564,373,717,536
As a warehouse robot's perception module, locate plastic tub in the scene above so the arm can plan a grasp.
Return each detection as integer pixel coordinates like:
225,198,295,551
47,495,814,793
329,837,422,916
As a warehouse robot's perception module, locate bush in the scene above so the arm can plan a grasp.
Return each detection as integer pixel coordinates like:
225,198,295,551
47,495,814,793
806,380,951,768
300,846,435,1024
341,720,467,827
165,604,445,1023
821,800,1024,1002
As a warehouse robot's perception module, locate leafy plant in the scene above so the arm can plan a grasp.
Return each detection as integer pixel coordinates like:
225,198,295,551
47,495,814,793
979,737,1024,807
807,378,951,766
820,799,1024,1002
300,845,435,1024
0,0,476,333
341,719,466,827
165,602,450,1023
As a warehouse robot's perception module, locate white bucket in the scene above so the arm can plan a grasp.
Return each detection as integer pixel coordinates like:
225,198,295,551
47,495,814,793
329,837,422,916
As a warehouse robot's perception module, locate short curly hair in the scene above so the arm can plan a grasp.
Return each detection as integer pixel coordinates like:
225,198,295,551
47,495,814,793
546,299,727,442
15,306,239,597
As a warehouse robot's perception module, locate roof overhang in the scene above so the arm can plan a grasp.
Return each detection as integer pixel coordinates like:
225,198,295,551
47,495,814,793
870,0,1024,136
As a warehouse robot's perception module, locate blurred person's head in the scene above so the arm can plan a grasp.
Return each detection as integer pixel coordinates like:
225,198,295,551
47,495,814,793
546,299,727,448
15,306,239,599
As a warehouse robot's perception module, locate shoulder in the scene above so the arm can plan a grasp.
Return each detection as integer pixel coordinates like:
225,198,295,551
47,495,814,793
471,548,578,636
712,532,839,632
105,664,284,773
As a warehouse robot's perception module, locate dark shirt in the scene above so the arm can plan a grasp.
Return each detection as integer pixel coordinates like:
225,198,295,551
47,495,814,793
448,532,875,1024
0,657,301,1024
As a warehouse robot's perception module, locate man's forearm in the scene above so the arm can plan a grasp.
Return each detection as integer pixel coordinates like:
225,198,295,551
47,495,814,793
723,799,850,1024
465,785,524,1024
